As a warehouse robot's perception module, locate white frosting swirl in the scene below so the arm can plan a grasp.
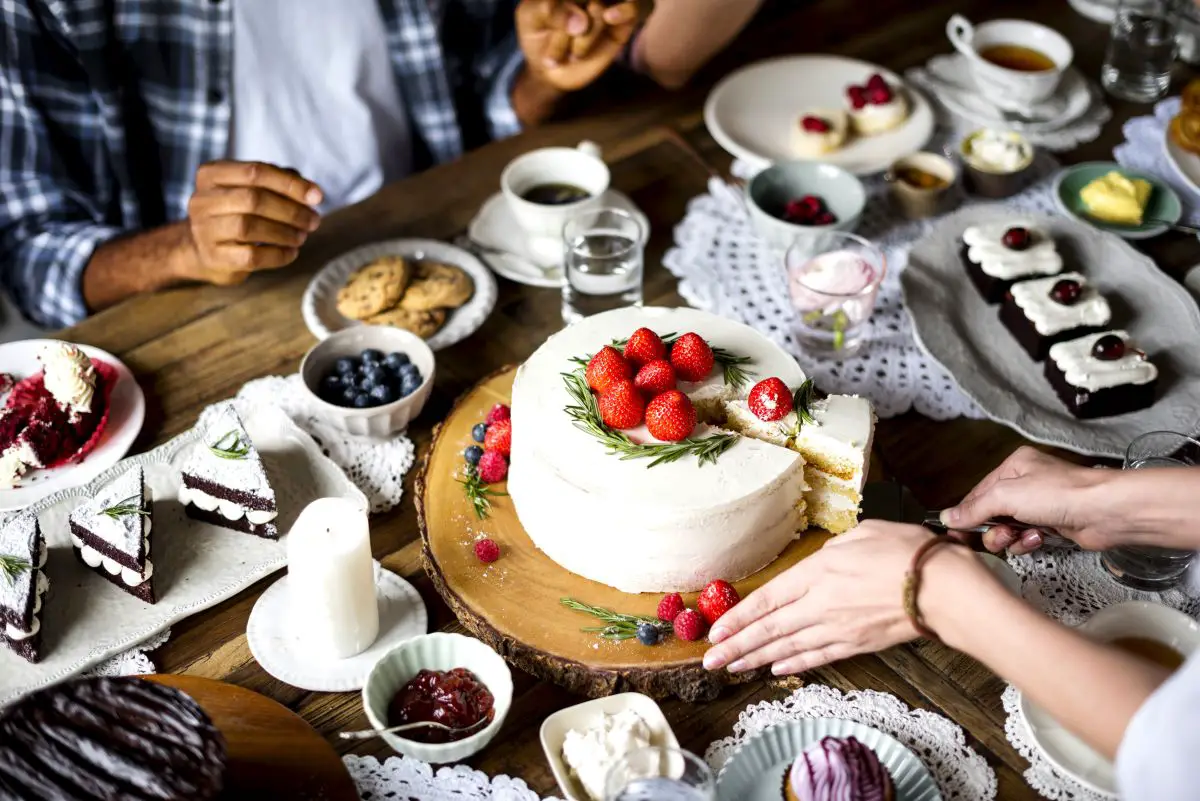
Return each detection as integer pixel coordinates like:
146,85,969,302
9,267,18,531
1048,330,1158,391
178,485,278,525
40,343,96,414
965,129,1033,174
963,221,1063,280
1010,273,1112,336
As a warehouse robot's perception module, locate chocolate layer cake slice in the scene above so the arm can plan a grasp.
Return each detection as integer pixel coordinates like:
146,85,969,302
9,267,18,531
68,465,156,604
961,221,1064,304
1045,330,1158,419
0,513,49,664
1000,272,1112,361
0,677,227,800
179,405,279,539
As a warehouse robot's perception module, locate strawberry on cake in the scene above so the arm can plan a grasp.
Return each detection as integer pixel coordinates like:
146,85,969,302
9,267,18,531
793,109,850,157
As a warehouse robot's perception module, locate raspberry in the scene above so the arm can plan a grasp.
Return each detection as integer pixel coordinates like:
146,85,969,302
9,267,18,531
673,609,706,642
586,346,632,394
669,333,715,383
633,359,677,396
697,579,741,626
866,84,893,105
483,419,511,457
657,592,685,622
485,403,511,425
474,538,500,563
477,450,508,483
623,328,666,367
597,380,645,430
800,115,831,134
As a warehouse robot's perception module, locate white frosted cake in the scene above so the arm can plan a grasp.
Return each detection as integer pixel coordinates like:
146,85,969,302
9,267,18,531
508,307,874,594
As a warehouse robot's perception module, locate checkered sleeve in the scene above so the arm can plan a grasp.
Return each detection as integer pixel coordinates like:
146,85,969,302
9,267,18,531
479,31,525,140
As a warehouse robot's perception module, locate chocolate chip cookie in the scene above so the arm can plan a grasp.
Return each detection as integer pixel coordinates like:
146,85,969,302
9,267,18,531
336,256,411,320
366,306,447,338
397,261,474,311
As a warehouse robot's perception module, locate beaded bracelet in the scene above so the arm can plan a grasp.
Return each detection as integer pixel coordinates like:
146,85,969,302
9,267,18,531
902,537,966,641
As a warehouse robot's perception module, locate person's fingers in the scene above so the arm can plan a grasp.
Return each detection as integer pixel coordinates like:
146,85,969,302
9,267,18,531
724,624,836,673
602,1,638,26
771,642,858,676
982,524,1020,553
605,19,636,47
527,0,557,27
941,477,1016,529
569,2,606,59
206,269,251,287
542,29,571,66
706,565,809,646
703,597,815,670
1008,528,1045,556
208,214,310,248
208,243,300,272
192,187,321,231
195,161,323,207
563,2,591,36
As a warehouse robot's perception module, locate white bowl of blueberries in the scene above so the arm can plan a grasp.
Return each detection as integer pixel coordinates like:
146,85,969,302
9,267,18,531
300,327,435,437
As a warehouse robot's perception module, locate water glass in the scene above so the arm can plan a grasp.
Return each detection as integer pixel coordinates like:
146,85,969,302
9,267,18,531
604,747,714,801
1102,0,1181,102
1099,431,1199,591
784,232,885,358
562,207,645,325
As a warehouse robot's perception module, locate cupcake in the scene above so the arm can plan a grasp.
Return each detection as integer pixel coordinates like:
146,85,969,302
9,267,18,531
782,736,894,801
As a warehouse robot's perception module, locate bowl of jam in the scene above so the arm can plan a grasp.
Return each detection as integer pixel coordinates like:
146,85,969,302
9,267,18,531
362,633,513,763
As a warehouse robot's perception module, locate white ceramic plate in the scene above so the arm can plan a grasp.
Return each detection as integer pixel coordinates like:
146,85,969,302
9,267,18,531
0,401,367,707
1018,693,1116,797
0,341,145,512
704,55,935,175
1163,128,1200,197
302,239,498,349
716,718,942,801
903,207,1200,457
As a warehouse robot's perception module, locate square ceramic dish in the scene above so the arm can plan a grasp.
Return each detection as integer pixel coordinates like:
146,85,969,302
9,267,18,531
540,693,679,801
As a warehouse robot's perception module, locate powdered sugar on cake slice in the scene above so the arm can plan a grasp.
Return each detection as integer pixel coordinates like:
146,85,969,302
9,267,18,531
0,513,49,662
68,466,154,601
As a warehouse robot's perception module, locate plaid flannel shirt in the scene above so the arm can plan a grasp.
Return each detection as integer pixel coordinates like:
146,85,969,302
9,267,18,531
0,0,524,328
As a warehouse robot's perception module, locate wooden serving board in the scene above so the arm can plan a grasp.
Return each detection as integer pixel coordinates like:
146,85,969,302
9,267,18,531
418,367,834,702
143,675,358,801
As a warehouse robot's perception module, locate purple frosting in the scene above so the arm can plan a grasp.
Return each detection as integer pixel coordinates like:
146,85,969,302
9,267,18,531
788,736,890,801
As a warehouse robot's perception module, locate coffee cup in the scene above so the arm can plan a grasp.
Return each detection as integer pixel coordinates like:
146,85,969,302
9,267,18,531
946,15,1073,107
500,142,610,244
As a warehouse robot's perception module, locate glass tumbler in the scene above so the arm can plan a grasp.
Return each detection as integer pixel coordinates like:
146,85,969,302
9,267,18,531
1102,0,1181,102
1099,431,1199,591
561,207,645,325
604,747,715,801
785,231,885,358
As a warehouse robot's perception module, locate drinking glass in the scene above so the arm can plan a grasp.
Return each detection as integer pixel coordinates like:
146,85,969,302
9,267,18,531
784,232,885,358
603,747,714,801
561,207,645,325
1099,431,1199,591
1102,0,1181,102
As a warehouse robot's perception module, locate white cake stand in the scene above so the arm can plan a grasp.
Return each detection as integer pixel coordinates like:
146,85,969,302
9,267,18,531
247,563,427,692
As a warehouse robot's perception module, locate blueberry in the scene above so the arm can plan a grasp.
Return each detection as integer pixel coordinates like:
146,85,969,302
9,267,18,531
357,375,376,392
384,352,410,370
399,363,421,380
636,622,662,646
369,383,397,405
471,423,488,443
361,348,384,364
319,374,342,398
352,393,372,409
464,445,483,466
341,386,359,406
364,365,388,384
401,374,422,397
335,357,357,375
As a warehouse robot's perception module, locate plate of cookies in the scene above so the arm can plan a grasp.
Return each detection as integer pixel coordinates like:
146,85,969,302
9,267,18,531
302,239,498,349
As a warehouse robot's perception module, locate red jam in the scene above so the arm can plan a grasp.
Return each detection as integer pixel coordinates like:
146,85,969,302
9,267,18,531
387,668,494,743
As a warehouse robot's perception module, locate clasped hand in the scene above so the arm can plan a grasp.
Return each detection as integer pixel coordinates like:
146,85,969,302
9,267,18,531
516,0,640,91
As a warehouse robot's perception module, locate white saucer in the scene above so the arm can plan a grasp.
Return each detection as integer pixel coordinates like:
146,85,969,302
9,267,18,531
247,562,428,692
0,340,145,511
467,189,650,289
1018,691,1116,797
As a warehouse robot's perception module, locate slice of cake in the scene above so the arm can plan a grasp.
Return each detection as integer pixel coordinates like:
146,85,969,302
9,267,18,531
68,465,155,604
0,513,49,663
961,221,1063,304
179,406,279,539
1045,331,1158,419
1000,273,1112,361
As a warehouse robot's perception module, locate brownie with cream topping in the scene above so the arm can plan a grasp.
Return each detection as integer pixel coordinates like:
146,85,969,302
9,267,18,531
68,465,156,604
1000,272,1112,361
961,221,1063,304
179,405,279,539
1044,330,1158,419
0,513,49,664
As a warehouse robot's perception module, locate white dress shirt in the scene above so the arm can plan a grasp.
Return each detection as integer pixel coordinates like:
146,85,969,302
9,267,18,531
1117,651,1200,799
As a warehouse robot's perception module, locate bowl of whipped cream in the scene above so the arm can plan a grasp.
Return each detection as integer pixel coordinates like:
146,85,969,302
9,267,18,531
960,128,1035,199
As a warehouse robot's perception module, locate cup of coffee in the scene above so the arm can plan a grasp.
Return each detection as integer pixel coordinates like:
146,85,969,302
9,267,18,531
1080,601,1200,671
500,141,610,243
946,15,1074,107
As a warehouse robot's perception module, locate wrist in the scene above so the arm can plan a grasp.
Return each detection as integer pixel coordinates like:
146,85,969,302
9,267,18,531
511,66,566,127
1098,468,1200,549
918,545,1014,651
166,221,202,284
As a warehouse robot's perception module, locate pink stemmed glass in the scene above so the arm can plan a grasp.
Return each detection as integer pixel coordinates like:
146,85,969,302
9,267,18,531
785,232,886,358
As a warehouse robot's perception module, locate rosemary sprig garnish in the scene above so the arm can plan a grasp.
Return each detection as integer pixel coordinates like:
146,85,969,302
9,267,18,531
0,554,31,586
561,597,663,641
208,430,250,460
101,495,149,520
562,370,739,467
457,467,507,520
569,330,754,390
781,378,818,440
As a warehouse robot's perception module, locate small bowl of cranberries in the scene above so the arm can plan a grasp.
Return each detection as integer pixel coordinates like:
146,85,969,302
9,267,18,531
362,632,513,763
745,160,866,249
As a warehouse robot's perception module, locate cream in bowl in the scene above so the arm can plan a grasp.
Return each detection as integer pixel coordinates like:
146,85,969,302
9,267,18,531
961,129,1035,198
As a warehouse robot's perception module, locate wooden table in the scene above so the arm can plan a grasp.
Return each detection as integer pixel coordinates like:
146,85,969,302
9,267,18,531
63,0,1200,797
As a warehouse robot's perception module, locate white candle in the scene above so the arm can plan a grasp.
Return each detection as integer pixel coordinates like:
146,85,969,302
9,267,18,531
286,498,379,659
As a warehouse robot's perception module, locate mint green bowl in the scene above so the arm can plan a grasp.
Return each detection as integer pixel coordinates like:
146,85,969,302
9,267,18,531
1054,161,1182,240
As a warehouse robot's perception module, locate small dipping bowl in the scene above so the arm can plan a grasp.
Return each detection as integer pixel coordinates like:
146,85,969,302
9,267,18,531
746,161,866,250
299,326,435,437
887,152,960,220
362,632,513,763
960,129,1036,199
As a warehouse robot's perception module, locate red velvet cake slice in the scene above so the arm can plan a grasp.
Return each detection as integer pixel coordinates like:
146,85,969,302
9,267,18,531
69,465,156,604
0,513,50,664
178,406,279,539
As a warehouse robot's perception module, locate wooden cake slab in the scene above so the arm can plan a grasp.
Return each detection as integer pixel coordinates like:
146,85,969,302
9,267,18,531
418,367,834,702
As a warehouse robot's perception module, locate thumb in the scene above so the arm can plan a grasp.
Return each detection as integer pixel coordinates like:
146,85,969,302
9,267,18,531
941,484,1011,529
556,2,591,36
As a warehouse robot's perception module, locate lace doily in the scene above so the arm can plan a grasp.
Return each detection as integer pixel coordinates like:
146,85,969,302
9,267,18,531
664,139,1064,420
705,684,996,800
345,754,560,801
83,627,171,678
1114,96,1200,226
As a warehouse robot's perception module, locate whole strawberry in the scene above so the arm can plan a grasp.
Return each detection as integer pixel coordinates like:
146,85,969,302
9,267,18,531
485,403,511,425
673,609,706,642
474,538,500,563
747,377,794,422
586,346,632,394
623,327,666,367
598,380,645,430
477,450,508,483
670,333,715,382
645,390,696,442
697,579,741,625
633,359,677,396
656,592,685,623
483,419,512,456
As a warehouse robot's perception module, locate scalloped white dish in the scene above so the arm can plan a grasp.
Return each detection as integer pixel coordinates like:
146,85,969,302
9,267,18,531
0,402,366,707
302,238,498,349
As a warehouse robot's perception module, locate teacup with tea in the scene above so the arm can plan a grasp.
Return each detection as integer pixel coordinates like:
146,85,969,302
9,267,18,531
500,141,610,245
946,15,1074,107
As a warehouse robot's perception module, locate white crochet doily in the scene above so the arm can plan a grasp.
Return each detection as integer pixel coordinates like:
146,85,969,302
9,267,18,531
344,754,561,801
1002,685,1116,801
1114,96,1200,226
83,627,172,678
706,685,996,799
664,140,1065,420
